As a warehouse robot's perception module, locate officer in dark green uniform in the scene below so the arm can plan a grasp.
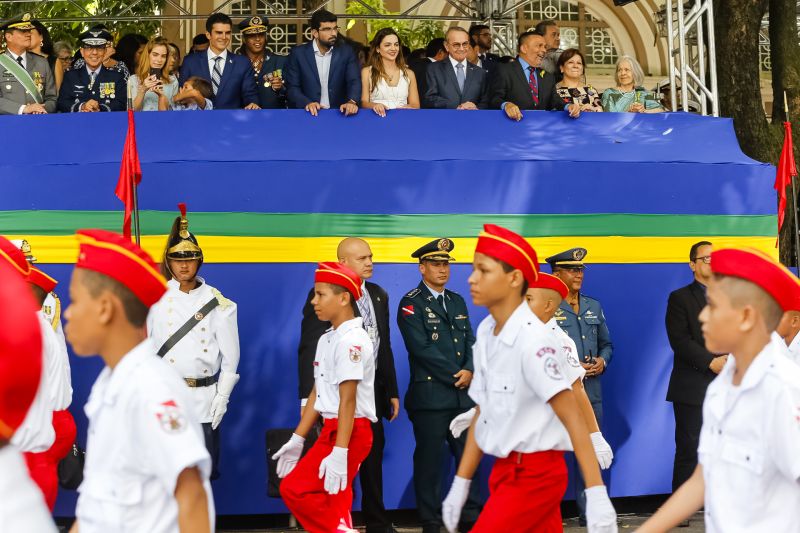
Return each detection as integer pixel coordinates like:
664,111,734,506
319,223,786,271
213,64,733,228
397,238,481,533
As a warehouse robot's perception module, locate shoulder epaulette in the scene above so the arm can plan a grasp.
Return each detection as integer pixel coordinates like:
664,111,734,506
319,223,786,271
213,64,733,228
212,287,234,310
406,288,421,298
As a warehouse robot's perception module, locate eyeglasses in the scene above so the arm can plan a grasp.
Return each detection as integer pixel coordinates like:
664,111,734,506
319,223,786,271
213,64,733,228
317,26,339,33
449,42,471,49
694,256,711,264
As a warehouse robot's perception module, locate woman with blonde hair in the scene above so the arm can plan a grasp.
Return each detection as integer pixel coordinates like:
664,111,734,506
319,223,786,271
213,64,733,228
360,27,420,116
128,36,179,111
601,55,663,113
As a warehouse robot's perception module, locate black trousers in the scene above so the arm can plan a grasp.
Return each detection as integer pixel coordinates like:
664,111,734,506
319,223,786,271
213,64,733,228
202,422,221,481
360,419,391,533
409,409,481,531
672,401,703,491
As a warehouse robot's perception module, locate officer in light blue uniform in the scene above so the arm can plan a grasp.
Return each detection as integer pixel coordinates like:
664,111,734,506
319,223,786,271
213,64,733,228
546,247,613,526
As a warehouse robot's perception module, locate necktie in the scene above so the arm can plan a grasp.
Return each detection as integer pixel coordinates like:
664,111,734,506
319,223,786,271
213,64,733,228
89,71,97,90
436,294,446,314
456,63,465,93
212,56,222,95
357,293,379,356
15,56,23,67
528,66,539,106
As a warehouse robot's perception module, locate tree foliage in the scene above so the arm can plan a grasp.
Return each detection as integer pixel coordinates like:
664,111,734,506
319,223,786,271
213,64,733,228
0,0,166,46
345,0,445,50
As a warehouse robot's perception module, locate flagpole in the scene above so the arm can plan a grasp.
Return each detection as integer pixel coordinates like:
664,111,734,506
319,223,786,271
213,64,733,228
132,169,141,246
786,91,800,274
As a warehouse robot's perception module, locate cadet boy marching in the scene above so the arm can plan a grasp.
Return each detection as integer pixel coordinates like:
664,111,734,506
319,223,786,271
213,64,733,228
397,238,481,533
273,262,376,533
639,248,800,532
66,229,213,533
441,224,617,533
148,204,240,479
57,27,126,112
0,13,57,115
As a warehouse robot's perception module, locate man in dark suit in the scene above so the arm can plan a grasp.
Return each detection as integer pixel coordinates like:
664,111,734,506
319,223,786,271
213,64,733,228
179,13,259,110
425,27,488,110
283,9,360,116
665,241,727,498
468,25,500,64
57,28,125,112
237,16,287,109
409,38,446,109
298,237,399,533
488,31,580,120
397,239,481,533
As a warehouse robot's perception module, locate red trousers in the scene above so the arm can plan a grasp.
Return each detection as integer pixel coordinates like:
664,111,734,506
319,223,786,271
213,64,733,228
24,409,77,510
471,450,567,533
280,417,373,533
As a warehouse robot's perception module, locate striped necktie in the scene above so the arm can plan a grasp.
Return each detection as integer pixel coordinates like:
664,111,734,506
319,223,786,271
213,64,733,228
211,56,222,95
528,66,539,105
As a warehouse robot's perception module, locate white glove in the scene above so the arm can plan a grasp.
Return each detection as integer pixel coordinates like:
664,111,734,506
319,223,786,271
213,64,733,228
271,433,305,478
210,371,239,430
449,407,476,438
442,476,471,533
590,432,614,470
585,485,618,533
318,446,348,495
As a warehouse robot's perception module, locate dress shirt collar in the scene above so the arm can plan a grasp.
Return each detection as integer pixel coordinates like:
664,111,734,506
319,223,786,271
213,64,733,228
424,282,445,300
484,301,536,346
333,316,364,335
8,50,26,63
448,55,466,70
312,39,333,57
518,55,532,73
207,48,228,62
167,277,205,295
86,64,101,77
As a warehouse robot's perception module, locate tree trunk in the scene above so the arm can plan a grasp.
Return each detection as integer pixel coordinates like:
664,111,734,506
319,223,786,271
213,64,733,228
770,0,800,265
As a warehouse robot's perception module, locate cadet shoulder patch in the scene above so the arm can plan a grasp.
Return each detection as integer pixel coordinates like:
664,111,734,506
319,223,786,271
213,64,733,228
406,288,421,298
155,400,186,434
212,287,234,310
349,345,362,363
544,357,564,380
536,346,556,358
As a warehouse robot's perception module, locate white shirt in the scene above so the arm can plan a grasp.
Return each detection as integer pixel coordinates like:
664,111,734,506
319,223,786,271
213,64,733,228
207,48,228,78
448,55,467,83
425,283,445,311
147,278,240,423
546,317,586,384
312,39,333,108
0,445,57,533
8,50,26,69
468,302,572,458
313,317,377,423
698,338,800,532
11,318,55,453
76,339,214,533
785,332,800,366
41,293,73,410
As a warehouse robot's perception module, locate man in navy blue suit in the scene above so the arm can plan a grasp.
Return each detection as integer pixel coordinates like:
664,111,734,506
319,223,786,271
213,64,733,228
283,10,360,117
179,13,259,110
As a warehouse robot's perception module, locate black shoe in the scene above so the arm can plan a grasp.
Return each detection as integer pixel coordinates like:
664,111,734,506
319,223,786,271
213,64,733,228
421,525,442,533
578,516,587,527
458,522,476,533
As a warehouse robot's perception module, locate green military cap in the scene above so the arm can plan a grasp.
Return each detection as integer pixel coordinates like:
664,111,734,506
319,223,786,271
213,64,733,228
545,247,587,270
2,13,35,32
412,238,455,262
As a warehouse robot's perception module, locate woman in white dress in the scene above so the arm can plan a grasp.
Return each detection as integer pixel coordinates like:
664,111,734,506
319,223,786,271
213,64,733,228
360,28,420,117
128,36,179,111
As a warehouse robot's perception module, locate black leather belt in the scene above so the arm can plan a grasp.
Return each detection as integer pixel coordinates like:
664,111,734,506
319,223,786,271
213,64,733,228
184,375,218,388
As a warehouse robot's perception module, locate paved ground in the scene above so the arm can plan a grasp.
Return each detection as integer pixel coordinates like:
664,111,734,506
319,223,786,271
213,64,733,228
218,512,706,532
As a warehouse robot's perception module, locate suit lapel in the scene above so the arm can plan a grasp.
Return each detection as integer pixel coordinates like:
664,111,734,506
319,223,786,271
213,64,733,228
201,52,212,82
443,61,462,96
512,60,535,107
216,54,234,95
689,281,707,310
304,43,321,87
328,47,339,89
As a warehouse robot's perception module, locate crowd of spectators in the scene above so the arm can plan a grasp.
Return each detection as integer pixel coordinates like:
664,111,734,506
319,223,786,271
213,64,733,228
0,9,667,117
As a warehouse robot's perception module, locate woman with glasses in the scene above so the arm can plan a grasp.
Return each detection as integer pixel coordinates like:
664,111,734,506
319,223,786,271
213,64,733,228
360,28,419,117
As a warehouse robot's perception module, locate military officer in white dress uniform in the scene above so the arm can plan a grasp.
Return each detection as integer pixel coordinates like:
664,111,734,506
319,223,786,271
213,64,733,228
147,204,240,479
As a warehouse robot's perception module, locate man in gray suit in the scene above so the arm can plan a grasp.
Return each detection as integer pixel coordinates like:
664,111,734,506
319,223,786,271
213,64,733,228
0,13,57,115
424,27,488,109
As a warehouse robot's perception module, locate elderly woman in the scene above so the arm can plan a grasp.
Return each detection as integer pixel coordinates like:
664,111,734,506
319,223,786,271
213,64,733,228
601,55,663,113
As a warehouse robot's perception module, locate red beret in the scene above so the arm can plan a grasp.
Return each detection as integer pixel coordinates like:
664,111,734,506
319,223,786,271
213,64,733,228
315,262,363,300
531,272,568,299
0,236,31,279
0,262,42,440
710,248,800,312
475,224,539,285
75,229,167,308
29,266,57,294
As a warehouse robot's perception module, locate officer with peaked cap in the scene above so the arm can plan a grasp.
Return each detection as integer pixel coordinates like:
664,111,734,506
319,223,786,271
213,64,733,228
397,238,481,532
56,27,125,112
0,13,57,115
147,204,240,480
237,15,287,108
546,246,613,526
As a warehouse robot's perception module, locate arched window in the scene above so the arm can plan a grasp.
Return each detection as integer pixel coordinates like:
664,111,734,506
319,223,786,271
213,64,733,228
518,0,619,66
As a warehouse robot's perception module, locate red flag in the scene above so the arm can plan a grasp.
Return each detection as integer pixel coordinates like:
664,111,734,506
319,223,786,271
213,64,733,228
775,121,797,242
114,110,142,239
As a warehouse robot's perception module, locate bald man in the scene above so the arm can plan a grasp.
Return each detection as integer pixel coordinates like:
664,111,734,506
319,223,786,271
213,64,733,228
297,237,400,533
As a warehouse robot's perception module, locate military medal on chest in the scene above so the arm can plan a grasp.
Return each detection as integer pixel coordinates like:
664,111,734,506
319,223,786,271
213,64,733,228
33,71,43,92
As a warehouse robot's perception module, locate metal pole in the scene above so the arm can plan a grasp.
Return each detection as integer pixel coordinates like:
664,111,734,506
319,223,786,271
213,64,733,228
132,175,141,246
785,92,800,271
665,0,677,112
